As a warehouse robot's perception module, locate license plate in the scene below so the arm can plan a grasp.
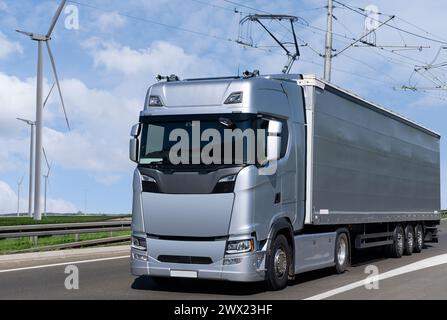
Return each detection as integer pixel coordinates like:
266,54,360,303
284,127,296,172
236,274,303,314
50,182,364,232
170,270,198,278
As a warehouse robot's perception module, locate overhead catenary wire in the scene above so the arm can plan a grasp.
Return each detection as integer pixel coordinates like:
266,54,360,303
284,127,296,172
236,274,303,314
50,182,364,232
332,0,447,45
68,0,447,100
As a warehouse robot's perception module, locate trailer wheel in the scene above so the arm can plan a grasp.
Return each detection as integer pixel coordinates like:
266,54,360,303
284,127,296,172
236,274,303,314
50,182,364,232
404,225,415,255
414,224,424,253
334,232,349,274
389,225,404,258
266,234,291,291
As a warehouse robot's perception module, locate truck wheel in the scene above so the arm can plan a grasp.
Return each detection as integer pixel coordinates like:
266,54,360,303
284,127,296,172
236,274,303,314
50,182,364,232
334,232,349,274
266,234,291,291
404,225,415,255
389,225,404,258
414,224,424,253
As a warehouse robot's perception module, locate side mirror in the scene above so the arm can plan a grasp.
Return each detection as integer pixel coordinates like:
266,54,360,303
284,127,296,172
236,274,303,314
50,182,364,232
130,123,141,138
129,124,141,163
266,120,282,162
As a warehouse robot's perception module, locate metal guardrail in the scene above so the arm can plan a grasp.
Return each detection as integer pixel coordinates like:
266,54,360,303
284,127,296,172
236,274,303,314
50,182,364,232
0,221,131,239
6,236,131,254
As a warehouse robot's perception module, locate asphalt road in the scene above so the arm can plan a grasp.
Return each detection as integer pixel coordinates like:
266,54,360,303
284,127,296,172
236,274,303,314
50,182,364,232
0,220,446,300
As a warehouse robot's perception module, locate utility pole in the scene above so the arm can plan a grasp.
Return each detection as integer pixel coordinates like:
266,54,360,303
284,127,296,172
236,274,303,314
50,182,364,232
324,0,334,82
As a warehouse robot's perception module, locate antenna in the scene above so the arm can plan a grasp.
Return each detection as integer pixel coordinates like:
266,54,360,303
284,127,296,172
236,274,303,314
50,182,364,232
16,0,69,220
237,14,301,74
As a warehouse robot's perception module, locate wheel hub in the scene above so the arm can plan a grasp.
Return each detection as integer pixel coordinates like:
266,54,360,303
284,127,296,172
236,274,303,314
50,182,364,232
274,248,287,278
337,238,347,266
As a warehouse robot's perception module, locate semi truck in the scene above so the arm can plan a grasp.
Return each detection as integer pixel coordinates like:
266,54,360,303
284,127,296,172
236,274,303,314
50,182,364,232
129,72,441,290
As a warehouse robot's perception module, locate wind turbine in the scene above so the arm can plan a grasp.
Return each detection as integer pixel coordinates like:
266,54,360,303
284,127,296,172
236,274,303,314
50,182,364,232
16,0,70,221
17,176,24,217
16,86,56,218
43,148,51,218
17,118,35,217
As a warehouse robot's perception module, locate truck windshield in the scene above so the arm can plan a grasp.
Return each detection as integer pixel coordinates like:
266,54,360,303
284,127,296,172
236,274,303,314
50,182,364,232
139,114,268,168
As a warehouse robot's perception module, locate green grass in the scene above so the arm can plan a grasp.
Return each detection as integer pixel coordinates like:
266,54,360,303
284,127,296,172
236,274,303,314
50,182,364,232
0,231,131,253
441,211,447,219
0,215,130,227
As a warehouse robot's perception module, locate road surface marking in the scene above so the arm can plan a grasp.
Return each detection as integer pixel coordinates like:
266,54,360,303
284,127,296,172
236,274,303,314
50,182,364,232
0,255,129,274
304,253,447,300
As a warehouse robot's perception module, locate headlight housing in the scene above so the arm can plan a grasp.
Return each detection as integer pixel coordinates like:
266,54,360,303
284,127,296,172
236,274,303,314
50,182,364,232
226,239,255,254
212,174,237,194
131,236,147,251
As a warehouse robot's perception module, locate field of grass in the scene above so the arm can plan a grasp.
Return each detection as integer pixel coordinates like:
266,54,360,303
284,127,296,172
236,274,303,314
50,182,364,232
442,211,447,219
0,215,130,226
0,231,131,254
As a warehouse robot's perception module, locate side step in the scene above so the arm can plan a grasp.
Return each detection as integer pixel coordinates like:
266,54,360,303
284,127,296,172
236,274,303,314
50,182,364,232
355,232,394,249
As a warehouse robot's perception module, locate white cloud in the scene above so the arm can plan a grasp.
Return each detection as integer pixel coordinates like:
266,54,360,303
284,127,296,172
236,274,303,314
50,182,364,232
88,39,228,78
0,180,77,214
0,32,22,60
96,12,127,31
0,73,36,137
0,180,18,214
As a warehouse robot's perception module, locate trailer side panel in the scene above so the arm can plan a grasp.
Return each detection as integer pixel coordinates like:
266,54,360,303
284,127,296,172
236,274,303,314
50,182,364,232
311,86,441,224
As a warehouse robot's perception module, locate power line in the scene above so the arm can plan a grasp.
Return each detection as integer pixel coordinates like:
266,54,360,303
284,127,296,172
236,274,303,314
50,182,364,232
395,16,447,44
68,0,447,101
333,0,447,45
334,15,395,57
221,0,269,14
68,1,234,43
189,0,242,13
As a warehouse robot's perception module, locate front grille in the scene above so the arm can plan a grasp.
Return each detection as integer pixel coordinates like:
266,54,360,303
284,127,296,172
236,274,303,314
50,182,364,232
158,255,213,265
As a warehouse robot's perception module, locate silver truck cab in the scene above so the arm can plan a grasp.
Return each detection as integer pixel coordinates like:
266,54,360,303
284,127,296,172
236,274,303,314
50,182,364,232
130,73,307,284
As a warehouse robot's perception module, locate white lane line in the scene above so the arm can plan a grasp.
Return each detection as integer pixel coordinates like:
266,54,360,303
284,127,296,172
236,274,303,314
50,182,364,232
304,253,447,300
0,255,129,274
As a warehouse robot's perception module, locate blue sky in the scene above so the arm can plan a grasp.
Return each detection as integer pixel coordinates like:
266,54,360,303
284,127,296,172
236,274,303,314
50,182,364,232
0,0,446,214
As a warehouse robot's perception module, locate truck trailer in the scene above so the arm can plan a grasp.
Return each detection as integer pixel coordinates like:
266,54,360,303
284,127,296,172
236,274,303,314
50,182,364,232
129,73,441,290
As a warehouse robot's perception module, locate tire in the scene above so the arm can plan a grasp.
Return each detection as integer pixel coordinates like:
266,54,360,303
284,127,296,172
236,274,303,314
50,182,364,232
404,225,415,256
334,232,350,274
266,234,291,291
389,224,404,258
414,224,424,253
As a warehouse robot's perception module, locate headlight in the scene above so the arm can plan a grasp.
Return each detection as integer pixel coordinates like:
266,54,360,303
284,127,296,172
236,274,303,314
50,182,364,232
224,92,243,104
131,236,147,251
226,239,254,254
212,174,237,194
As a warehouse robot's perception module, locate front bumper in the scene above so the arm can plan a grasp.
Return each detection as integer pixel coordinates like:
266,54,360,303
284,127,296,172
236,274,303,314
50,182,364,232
131,238,266,282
